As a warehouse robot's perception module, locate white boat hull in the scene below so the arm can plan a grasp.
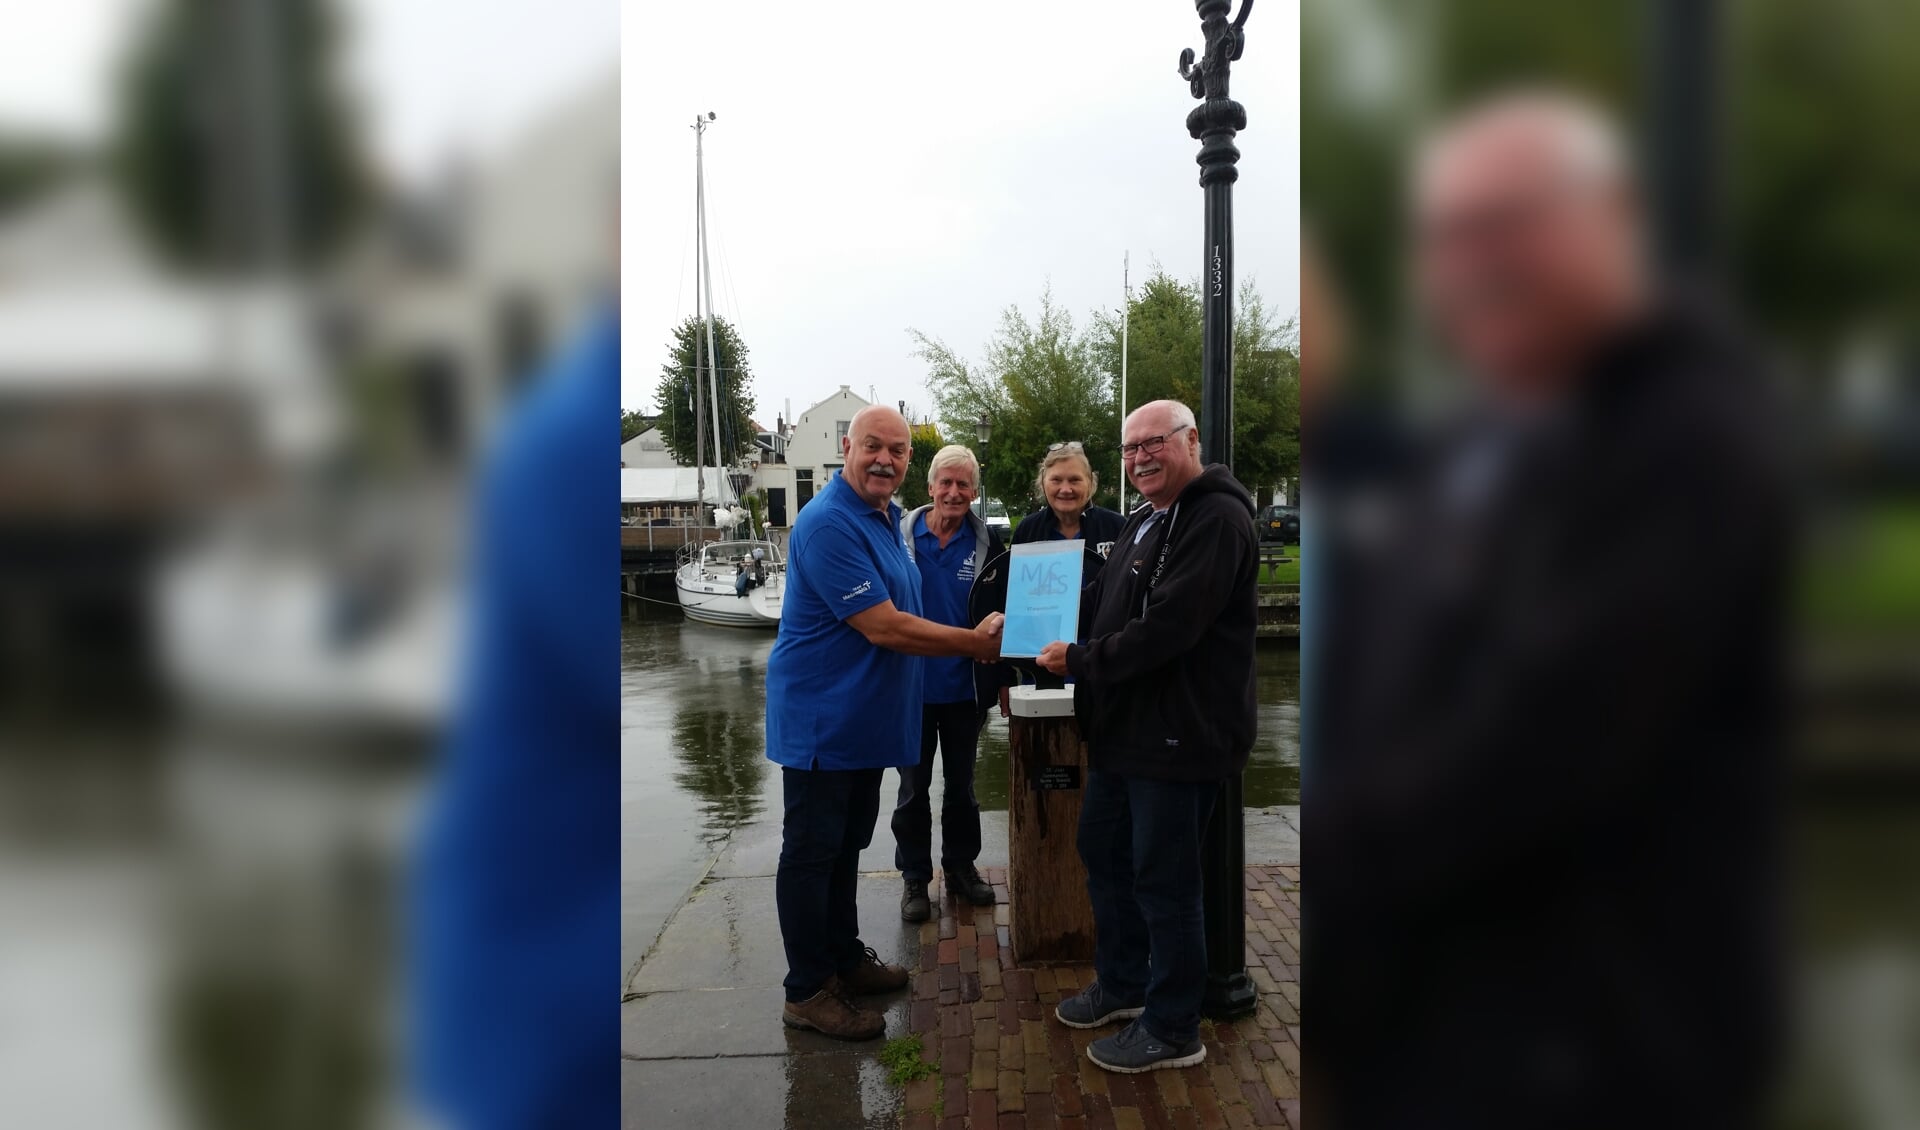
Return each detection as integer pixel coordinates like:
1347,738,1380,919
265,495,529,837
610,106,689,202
674,567,783,628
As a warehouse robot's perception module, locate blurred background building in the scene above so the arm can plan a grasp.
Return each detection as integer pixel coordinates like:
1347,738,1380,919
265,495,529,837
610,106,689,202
0,0,613,1124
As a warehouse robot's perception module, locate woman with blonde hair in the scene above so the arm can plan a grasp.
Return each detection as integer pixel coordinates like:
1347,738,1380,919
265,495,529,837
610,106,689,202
1012,442,1127,558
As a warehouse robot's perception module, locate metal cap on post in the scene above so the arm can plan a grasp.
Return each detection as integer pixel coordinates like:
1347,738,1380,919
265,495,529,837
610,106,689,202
1180,0,1258,1022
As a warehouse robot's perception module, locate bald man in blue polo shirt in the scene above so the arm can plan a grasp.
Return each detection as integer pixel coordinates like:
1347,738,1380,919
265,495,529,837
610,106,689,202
767,404,1004,1041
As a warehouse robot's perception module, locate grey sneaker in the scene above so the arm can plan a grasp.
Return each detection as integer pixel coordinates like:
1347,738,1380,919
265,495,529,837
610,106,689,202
1053,980,1146,1030
1086,1019,1206,1074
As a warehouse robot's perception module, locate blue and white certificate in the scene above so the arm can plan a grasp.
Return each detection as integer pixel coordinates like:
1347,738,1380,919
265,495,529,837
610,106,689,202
1000,540,1084,658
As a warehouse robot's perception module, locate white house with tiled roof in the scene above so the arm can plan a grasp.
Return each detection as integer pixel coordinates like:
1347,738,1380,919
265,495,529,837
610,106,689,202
781,385,871,519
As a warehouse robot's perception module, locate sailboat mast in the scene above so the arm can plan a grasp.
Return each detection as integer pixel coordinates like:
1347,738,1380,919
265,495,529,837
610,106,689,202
692,114,710,519
1119,250,1130,513
696,117,726,510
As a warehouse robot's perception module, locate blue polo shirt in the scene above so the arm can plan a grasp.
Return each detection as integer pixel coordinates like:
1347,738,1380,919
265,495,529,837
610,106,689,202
766,474,924,770
912,513,978,705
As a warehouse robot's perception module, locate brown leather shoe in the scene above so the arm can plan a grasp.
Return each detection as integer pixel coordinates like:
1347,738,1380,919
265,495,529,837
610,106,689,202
782,978,885,1041
837,946,910,996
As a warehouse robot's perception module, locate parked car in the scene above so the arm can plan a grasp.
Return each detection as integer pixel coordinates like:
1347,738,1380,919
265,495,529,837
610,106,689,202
1258,505,1299,544
983,499,1013,534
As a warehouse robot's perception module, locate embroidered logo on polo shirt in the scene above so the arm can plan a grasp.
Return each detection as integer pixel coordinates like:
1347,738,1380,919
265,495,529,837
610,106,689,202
842,581,873,601
958,550,977,582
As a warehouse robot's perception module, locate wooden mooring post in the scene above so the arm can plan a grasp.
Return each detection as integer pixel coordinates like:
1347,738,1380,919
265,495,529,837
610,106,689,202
1005,687,1096,964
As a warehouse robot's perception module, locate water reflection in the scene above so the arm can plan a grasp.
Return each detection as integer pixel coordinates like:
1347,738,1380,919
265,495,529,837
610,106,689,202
972,648,1300,809
1247,647,1302,806
670,703,767,835
621,619,1301,840
622,621,773,840
781,1046,900,1129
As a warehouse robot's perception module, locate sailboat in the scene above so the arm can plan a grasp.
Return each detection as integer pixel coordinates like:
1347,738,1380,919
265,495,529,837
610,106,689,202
673,111,784,629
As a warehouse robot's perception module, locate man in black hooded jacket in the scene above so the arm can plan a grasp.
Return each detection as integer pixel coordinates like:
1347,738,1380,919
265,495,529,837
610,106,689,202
1036,398,1259,1075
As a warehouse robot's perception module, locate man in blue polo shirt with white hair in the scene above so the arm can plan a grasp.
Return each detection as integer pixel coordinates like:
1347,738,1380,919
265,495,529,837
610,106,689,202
767,404,1004,1041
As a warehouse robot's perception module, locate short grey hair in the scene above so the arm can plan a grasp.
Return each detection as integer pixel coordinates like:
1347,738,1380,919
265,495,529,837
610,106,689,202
926,444,980,489
1418,88,1634,197
1128,399,1198,441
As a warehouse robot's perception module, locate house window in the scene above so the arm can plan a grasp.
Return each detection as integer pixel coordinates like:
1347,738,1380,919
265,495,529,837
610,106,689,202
835,420,850,445
495,291,545,390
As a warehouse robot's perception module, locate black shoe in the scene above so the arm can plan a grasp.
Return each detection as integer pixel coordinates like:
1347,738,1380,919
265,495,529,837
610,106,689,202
901,879,930,922
945,865,996,906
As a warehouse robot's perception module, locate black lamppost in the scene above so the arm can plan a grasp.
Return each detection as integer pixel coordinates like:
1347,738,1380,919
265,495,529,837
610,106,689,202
1645,0,1720,286
974,411,993,520
1181,0,1259,1022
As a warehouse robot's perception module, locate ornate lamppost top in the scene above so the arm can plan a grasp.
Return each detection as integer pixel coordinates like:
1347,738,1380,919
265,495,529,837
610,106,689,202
1178,0,1252,187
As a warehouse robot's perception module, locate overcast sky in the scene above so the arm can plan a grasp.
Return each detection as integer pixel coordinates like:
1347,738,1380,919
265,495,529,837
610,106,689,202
0,0,615,182
1,1,1295,432
622,1,1299,426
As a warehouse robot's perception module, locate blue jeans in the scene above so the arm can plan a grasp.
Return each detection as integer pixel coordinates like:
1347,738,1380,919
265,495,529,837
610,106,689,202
1076,768,1219,1044
776,766,883,1002
890,702,984,882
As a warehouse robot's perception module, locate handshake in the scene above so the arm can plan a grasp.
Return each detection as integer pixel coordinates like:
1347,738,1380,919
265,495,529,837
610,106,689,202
970,612,1005,663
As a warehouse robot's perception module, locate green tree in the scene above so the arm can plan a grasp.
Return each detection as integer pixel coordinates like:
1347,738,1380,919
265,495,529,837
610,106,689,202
1089,271,1300,502
1091,269,1208,412
621,410,652,443
0,132,82,216
912,288,1117,513
900,422,947,511
654,316,758,466
1729,0,1920,355
1232,303,1303,505
111,0,369,269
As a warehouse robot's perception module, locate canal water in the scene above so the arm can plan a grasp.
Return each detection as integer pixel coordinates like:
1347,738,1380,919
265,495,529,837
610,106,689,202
620,615,1299,974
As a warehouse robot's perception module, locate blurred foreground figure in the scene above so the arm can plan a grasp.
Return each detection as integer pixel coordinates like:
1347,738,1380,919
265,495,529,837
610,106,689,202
1308,93,1790,1128
411,304,618,1127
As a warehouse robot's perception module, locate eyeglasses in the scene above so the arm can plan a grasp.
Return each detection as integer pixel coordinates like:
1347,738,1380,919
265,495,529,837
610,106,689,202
1120,425,1190,460
1047,441,1085,453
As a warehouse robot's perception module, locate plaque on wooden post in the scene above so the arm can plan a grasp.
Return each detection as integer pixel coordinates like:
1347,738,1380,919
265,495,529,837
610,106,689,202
1006,686,1097,965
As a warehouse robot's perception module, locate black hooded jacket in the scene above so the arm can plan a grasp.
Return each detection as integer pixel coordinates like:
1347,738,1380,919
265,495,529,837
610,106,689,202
1064,464,1259,781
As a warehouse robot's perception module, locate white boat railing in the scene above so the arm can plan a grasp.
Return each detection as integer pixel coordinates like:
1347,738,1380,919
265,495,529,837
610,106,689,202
675,538,787,579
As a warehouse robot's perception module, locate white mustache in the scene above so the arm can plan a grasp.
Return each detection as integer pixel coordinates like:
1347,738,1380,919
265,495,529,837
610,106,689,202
865,463,897,478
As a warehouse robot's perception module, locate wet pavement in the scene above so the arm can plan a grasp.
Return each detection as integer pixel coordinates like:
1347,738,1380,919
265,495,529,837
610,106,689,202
621,616,1301,1128
894,865,1301,1130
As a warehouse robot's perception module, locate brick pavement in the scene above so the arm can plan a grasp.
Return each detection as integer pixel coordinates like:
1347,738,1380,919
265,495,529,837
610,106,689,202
900,865,1301,1130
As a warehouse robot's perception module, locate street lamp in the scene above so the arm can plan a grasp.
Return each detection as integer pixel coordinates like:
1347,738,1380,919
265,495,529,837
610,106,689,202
1182,0,1259,1022
974,411,993,520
